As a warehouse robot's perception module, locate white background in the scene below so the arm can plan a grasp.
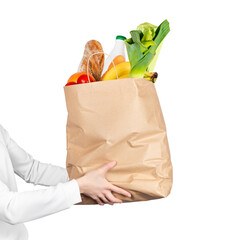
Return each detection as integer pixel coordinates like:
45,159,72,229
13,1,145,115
0,0,239,239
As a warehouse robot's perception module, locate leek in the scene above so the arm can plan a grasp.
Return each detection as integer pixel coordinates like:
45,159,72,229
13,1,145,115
124,19,170,80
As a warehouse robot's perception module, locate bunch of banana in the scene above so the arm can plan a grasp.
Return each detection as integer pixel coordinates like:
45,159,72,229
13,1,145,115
100,56,158,82
100,61,131,81
143,72,158,83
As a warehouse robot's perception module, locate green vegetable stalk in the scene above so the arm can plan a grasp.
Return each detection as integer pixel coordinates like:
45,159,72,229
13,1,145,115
125,20,170,80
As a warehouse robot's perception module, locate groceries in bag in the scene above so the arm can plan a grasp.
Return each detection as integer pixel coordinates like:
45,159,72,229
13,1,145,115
77,40,104,81
100,62,130,81
101,35,127,75
63,19,173,204
65,72,96,86
65,19,170,86
125,20,169,80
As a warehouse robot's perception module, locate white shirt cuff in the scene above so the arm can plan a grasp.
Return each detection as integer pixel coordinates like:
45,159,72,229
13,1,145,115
62,179,82,205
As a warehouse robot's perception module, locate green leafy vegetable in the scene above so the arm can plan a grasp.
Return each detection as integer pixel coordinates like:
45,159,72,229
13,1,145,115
124,20,170,80
137,22,157,41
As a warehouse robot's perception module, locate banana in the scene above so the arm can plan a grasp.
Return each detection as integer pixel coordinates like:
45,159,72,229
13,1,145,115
100,62,130,81
118,73,130,79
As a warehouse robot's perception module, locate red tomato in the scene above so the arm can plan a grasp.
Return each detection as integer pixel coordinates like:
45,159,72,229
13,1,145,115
77,74,94,84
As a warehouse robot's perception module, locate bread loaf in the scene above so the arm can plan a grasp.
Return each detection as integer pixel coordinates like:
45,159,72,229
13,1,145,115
77,40,104,81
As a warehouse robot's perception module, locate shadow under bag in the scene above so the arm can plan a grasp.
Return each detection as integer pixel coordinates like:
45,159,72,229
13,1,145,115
64,78,173,204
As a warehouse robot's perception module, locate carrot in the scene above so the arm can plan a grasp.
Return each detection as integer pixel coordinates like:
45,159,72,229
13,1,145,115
107,55,125,71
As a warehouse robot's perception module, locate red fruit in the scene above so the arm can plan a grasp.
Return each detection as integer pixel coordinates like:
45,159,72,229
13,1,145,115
65,81,77,86
65,72,96,86
77,74,95,84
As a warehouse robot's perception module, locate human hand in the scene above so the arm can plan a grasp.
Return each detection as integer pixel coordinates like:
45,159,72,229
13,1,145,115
76,161,131,205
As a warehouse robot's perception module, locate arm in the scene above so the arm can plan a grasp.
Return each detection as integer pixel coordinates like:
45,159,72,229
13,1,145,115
1,125,69,186
0,125,131,208
0,178,81,225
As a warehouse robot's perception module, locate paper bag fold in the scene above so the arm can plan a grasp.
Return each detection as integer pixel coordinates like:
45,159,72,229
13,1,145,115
64,78,173,204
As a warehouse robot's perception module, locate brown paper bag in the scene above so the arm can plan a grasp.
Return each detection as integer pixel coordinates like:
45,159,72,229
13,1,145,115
64,78,173,204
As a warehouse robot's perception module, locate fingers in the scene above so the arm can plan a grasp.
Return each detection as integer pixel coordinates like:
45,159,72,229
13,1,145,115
99,161,116,175
105,191,122,204
94,197,104,206
109,184,131,198
96,198,104,206
92,194,114,206
98,194,113,205
93,189,128,205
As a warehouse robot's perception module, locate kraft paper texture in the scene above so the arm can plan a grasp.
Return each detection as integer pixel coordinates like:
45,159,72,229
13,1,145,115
64,78,173,204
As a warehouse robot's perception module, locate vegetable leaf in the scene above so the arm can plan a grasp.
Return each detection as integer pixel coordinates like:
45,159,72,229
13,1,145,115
125,19,170,79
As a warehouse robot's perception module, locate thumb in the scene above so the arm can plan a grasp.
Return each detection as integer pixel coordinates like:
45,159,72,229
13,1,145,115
99,161,117,175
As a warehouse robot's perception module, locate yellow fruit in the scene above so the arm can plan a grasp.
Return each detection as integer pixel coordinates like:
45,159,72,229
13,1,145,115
119,73,130,79
101,62,130,81
107,55,125,71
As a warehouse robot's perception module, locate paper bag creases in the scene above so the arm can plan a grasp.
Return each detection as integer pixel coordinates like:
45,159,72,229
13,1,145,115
64,78,173,204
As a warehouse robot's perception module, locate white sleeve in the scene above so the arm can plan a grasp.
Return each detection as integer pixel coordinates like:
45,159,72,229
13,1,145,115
1,125,70,186
0,178,81,225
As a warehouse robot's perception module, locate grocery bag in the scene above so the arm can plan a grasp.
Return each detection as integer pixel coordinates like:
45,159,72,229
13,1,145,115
64,77,173,204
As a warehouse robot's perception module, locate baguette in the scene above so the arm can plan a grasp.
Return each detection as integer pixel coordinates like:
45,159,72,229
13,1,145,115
77,40,104,81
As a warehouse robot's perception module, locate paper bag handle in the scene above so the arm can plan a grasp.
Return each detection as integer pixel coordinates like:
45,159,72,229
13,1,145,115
86,52,118,83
